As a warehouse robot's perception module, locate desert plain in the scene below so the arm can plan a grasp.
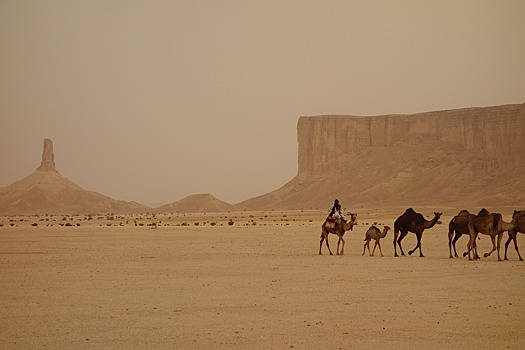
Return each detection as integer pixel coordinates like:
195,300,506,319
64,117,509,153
1,209,524,350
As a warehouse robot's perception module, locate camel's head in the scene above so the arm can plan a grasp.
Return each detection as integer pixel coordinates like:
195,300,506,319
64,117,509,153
434,212,443,219
384,225,391,232
345,213,357,230
512,210,525,221
509,211,525,230
350,212,357,226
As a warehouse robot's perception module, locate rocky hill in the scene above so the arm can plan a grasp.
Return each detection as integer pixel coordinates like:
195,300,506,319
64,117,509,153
157,193,234,213
0,139,147,215
237,104,525,211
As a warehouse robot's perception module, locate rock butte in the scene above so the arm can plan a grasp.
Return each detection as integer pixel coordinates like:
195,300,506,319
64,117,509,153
36,138,56,172
0,139,146,215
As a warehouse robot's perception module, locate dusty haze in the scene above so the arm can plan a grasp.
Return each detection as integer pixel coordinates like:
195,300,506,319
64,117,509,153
1,1,524,206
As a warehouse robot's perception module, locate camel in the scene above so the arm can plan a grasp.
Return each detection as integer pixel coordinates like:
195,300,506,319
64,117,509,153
448,209,477,258
393,208,442,257
319,213,357,255
362,225,390,257
464,208,518,261
504,210,525,261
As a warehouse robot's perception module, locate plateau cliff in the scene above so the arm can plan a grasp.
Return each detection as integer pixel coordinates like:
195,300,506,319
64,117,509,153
238,104,525,211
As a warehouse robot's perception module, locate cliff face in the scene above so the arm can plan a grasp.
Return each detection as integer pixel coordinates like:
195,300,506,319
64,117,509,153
238,103,525,211
297,104,525,174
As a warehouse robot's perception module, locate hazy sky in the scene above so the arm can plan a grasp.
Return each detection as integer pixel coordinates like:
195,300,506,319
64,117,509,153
1,1,524,206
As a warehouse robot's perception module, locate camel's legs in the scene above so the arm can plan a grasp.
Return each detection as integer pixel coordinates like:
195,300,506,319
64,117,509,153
496,233,503,261
486,233,504,261
512,236,523,261
473,238,479,259
504,233,512,260
484,235,498,259
373,240,383,257
409,232,424,257
320,232,333,255
362,239,371,256
464,237,479,259
448,229,455,258
393,231,398,257
396,230,409,256
408,238,417,255
464,241,469,258
505,232,523,261
451,232,462,258
325,234,333,255
337,235,345,255
465,233,480,260
418,232,424,257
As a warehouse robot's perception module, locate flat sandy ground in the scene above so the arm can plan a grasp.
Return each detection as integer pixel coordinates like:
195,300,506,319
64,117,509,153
1,210,524,349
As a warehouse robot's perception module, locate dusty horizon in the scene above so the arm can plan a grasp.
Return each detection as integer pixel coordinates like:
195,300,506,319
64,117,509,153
1,1,524,206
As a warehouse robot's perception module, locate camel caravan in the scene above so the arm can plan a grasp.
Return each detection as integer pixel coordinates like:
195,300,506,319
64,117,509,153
319,202,525,261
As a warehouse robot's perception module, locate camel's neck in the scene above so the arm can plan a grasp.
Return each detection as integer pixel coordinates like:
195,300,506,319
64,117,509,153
502,219,515,231
511,212,525,225
380,228,389,238
343,220,355,231
423,215,440,229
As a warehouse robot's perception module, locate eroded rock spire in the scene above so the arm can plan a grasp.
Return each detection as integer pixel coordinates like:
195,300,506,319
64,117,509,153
36,138,56,171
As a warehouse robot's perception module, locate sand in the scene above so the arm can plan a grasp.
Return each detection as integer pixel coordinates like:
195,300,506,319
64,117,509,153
1,210,524,349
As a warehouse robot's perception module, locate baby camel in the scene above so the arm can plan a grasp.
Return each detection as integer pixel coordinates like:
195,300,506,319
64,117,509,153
362,225,391,257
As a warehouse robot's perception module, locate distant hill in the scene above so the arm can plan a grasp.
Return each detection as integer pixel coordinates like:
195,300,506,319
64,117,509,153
157,193,234,213
0,139,148,215
236,104,525,211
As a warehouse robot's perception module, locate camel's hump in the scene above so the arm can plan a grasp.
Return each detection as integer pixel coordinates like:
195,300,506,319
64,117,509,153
458,209,471,216
477,208,490,216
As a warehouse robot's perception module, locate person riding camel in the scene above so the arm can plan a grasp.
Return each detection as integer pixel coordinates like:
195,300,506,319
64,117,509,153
328,199,346,222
